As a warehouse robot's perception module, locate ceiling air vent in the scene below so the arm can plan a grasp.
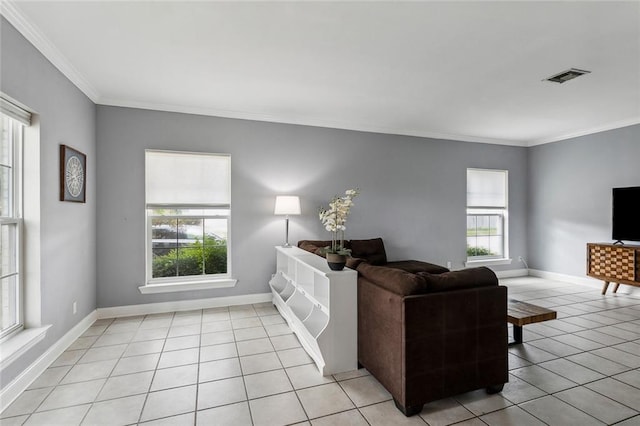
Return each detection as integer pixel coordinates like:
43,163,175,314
545,68,591,84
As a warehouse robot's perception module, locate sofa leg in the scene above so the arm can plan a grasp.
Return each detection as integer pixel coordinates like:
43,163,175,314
486,383,505,394
393,398,423,416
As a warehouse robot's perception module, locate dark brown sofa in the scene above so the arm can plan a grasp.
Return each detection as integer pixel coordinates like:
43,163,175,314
298,238,508,416
298,237,449,274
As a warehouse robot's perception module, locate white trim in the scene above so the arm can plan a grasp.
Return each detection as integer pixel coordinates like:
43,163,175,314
138,279,237,294
2,0,636,149
4,1,635,148
0,325,50,371
0,96,31,126
494,268,528,279
22,116,41,329
97,293,272,319
5,0,640,147
100,98,527,147
465,258,513,268
0,311,96,414
527,269,602,289
0,1,100,102
527,117,640,146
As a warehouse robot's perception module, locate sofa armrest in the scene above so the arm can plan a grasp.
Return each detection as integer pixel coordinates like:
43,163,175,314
402,285,508,406
357,276,404,399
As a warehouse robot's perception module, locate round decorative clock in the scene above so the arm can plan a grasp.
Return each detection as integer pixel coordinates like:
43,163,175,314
60,144,86,203
65,155,84,197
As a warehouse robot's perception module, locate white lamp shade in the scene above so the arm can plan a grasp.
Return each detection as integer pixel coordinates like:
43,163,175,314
274,196,301,215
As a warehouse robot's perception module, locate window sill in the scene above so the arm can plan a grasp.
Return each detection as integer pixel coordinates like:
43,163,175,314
138,278,238,294
464,258,513,268
0,325,51,371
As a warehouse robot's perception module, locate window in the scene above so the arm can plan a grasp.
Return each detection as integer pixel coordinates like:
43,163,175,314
0,97,49,369
466,169,508,262
145,150,231,287
1,113,23,340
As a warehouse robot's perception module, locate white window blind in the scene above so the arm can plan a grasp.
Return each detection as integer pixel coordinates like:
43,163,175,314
0,97,31,127
145,151,230,207
467,169,507,208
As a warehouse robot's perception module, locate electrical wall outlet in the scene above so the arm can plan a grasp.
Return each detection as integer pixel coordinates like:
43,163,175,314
518,256,523,262
73,301,77,315
447,261,452,269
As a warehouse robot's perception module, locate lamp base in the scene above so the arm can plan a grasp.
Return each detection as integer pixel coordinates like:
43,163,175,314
281,243,293,248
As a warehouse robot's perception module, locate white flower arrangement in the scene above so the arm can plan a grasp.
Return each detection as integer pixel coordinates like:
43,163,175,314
318,188,360,254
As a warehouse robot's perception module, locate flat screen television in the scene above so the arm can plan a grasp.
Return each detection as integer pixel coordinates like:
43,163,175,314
612,186,640,243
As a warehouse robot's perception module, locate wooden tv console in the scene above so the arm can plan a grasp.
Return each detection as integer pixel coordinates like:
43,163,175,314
587,243,640,295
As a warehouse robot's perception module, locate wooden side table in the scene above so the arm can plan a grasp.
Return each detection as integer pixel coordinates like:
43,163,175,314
507,299,557,344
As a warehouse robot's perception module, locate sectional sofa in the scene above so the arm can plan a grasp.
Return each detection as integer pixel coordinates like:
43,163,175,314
298,238,508,416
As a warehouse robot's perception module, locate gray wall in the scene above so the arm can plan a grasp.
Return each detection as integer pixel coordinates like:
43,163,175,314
527,124,640,277
0,18,97,385
96,105,528,308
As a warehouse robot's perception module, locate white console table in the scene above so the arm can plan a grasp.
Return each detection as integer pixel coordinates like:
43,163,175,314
269,246,357,376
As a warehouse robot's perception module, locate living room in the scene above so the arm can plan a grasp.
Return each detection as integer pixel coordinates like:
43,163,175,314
1,1,639,425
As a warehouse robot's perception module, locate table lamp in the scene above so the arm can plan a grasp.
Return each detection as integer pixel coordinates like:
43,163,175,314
274,195,301,247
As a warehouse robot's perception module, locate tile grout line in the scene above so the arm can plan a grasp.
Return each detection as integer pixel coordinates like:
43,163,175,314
4,278,640,425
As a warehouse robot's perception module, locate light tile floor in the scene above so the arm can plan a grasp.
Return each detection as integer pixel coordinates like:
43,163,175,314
2,276,640,425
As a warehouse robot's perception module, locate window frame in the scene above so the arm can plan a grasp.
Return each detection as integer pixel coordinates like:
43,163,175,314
466,168,509,264
145,207,232,284
1,115,24,342
143,150,234,289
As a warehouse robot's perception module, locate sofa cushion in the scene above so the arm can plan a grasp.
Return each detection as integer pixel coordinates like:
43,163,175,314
417,267,498,292
386,260,449,275
357,263,428,296
346,257,366,270
298,240,332,256
350,238,387,265
297,240,352,255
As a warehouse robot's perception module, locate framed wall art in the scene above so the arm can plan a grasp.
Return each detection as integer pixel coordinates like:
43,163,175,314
60,144,86,203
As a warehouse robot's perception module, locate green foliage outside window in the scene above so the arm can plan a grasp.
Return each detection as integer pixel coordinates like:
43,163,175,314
153,236,227,278
466,226,498,236
466,245,495,257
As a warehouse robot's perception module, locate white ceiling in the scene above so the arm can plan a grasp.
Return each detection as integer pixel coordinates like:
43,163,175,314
2,1,640,146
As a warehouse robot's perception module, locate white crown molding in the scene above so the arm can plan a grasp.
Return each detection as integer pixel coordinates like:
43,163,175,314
97,98,640,148
98,96,528,147
0,0,100,102
526,117,640,147
2,1,636,148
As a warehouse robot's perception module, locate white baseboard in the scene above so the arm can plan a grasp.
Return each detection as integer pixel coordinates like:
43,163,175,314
527,269,602,288
0,310,97,414
495,268,529,279
1,292,273,413
97,293,272,319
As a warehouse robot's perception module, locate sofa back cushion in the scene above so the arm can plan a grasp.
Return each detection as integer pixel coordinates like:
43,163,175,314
350,238,387,265
298,240,352,257
417,267,498,292
385,260,449,275
357,263,428,296
357,264,498,296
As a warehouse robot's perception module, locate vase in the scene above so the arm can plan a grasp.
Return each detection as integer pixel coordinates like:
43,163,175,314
326,253,347,271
